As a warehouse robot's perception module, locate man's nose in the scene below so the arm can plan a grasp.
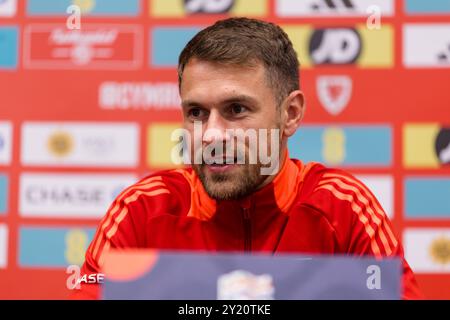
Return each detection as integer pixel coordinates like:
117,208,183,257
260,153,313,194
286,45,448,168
202,110,231,144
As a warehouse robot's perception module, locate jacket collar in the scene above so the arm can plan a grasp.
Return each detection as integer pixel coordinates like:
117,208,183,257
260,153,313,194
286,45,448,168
178,150,314,221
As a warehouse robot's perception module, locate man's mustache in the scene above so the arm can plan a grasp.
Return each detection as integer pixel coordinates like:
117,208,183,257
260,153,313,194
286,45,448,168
194,142,247,165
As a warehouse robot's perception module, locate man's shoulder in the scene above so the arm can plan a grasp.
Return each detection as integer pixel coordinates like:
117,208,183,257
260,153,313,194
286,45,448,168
298,161,387,225
126,167,194,193
301,162,364,195
112,168,194,215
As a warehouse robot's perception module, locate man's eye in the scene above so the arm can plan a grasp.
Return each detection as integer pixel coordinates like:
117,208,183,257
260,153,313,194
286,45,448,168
230,103,246,115
188,108,205,118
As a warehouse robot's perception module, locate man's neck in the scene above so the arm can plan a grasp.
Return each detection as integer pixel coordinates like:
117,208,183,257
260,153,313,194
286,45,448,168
255,148,288,190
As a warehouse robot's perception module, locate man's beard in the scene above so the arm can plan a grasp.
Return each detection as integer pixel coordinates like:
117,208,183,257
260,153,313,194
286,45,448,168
190,116,282,201
193,161,266,201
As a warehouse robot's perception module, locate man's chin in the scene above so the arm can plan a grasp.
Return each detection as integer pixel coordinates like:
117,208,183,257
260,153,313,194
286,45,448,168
194,165,244,200
197,163,243,181
202,182,241,201
194,164,260,200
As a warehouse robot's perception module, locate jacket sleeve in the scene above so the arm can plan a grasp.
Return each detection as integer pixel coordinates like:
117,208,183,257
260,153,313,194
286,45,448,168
71,198,143,299
310,169,424,300
348,216,423,300
70,175,171,300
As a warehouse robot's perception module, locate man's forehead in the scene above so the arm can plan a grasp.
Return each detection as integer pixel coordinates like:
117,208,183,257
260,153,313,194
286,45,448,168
182,59,265,83
180,59,269,103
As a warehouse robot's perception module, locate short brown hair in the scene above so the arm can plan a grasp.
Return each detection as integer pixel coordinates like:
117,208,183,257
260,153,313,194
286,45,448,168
178,17,300,106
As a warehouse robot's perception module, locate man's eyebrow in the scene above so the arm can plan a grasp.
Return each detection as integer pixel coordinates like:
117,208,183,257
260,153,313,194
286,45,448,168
181,99,201,109
222,95,258,105
181,95,258,108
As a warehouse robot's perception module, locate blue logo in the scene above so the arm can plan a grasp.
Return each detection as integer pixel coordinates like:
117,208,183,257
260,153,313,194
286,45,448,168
405,0,450,14
288,125,392,167
19,227,96,268
0,26,18,69
27,0,140,16
405,178,450,218
151,27,202,67
0,175,8,215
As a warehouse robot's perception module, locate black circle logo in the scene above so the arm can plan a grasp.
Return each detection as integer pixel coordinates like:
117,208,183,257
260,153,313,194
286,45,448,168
435,128,450,165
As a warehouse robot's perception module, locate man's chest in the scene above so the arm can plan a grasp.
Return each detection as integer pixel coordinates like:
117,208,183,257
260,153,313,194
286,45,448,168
144,206,340,254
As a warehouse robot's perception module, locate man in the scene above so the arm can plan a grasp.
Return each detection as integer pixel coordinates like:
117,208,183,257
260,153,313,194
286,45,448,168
75,17,422,299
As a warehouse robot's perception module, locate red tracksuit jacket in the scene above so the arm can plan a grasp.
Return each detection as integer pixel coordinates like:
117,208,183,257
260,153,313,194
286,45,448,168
75,156,422,299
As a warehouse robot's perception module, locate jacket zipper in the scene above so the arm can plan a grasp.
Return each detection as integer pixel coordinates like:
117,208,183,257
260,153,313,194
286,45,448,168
242,200,252,253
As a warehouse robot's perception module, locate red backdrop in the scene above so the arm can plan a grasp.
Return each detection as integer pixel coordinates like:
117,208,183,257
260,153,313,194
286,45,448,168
0,0,449,299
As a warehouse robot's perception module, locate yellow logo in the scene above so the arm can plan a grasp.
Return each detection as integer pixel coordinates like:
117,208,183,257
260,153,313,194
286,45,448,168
65,229,89,266
429,236,450,266
283,24,393,68
403,124,440,168
322,127,346,165
147,123,183,169
72,0,96,14
47,131,74,158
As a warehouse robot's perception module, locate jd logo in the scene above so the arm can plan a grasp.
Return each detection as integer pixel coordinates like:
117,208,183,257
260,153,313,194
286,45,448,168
437,43,450,64
366,265,381,290
316,75,352,116
311,0,355,11
184,0,234,14
435,128,450,165
309,28,362,65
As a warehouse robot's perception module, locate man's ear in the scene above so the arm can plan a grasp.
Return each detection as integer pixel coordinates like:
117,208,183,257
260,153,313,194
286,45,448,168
282,90,305,138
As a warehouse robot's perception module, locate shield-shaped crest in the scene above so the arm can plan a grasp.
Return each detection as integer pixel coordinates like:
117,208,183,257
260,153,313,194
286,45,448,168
316,75,352,115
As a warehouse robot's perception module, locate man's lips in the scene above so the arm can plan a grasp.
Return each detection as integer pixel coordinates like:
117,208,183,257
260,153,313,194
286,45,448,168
203,158,239,173
205,163,238,173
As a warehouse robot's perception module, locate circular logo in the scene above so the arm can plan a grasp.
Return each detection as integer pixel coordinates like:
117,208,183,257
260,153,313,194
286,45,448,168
184,0,234,14
71,45,93,66
429,236,450,266
309,28,362,65
72,0,95,14
435,128,450,165
47,131,74,158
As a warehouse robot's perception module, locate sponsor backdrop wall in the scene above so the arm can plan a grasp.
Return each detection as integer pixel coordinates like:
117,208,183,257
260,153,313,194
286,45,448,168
0,0,449,299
